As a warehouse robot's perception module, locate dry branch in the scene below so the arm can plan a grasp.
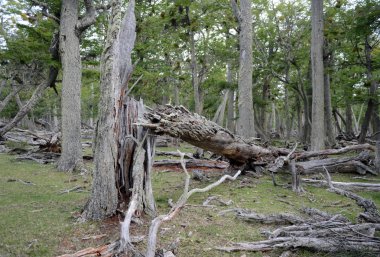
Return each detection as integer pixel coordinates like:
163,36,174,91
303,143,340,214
302,178,380,191
217,208,380,254
322,167,380,223
145,151,241,257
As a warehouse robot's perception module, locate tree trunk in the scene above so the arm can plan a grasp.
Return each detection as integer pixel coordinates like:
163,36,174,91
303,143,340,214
310,0,325,151
358,38,379,143
323,47,335,146
57,0,83,171
345,99,354,137
233,0,255,138
189,30,202,115
227,89,235,133
83,0,156,220
226,61,235,132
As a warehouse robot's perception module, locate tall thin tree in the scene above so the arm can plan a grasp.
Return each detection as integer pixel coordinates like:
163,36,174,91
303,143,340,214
310,0,325,150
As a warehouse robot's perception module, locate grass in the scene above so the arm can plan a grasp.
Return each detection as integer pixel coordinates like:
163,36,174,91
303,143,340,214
1,147,380,256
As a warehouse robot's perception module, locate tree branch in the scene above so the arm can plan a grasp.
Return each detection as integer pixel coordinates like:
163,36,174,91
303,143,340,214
76,0,97,34
30,0,60,23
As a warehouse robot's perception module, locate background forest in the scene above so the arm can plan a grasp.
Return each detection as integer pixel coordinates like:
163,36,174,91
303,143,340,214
0,0,380,256
1,0,378,145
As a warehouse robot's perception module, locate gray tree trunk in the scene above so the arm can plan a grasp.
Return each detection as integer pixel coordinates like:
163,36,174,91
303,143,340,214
83,0,156,220
226,62,235,133
234,0,255,138
323,42,335,147
358,38,379,143
345,99,354,137
310,0,325,151
189,30,202,114
57,0,83,171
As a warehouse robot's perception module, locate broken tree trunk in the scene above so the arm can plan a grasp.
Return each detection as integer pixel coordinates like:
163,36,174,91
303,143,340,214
140,105,274,167
295,151,375,175
141,105,377,175
82,0,156,220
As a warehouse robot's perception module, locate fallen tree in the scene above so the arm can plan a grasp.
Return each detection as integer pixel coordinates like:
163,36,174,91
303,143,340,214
140,105,377,174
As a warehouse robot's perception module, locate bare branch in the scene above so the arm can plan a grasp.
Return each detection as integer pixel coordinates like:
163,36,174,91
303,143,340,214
76,0,97,34
145,151,241,257
30,0,60,23
230,0,242,24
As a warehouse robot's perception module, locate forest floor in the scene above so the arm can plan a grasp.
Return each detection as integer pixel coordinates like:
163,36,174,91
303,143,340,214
0,143,380,257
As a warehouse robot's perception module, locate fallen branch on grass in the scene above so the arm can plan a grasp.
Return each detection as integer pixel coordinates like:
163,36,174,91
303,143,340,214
322,167,380,223
217,208,380,254
58,185,86,194
302,178,380,192
145,151,241,257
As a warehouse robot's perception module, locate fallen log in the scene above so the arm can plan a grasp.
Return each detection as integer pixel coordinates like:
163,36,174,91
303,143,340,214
139,105,274,166
302,178,380,191
141,105,376,175
153,159,229,170
217,209,380,254
295,151,376,175
155,150,194,159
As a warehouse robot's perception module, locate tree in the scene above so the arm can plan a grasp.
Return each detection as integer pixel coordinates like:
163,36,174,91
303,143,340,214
231,0,255,138
83,0,156,220
310,0,325,151
57,0,98,171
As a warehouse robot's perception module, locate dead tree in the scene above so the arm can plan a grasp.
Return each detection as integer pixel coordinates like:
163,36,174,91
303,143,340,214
140,105,377,174
82,0,156,221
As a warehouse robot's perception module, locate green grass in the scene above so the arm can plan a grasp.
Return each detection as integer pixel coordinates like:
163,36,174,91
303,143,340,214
1,147,380,257
0,154,92,257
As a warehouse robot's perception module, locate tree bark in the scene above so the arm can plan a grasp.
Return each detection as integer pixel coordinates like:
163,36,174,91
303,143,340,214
83,0,156,220
310,0,325,150
231,0,255,138
57,0,83,171
323,44,336,148
142,105,273,166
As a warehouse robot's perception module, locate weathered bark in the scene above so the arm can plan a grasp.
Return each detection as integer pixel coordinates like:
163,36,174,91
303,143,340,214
226,61,235,133
323,46,336,148
310,0,325,150
153,159,229,170
57,0,83,171
295,153,375,175
141,105,273,166
231,0,255,138
83,0,155,221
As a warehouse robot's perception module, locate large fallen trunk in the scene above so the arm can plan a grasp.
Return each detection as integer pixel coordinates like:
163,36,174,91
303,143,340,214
141,105,274,166
295,151,376,175
141,105,376,173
